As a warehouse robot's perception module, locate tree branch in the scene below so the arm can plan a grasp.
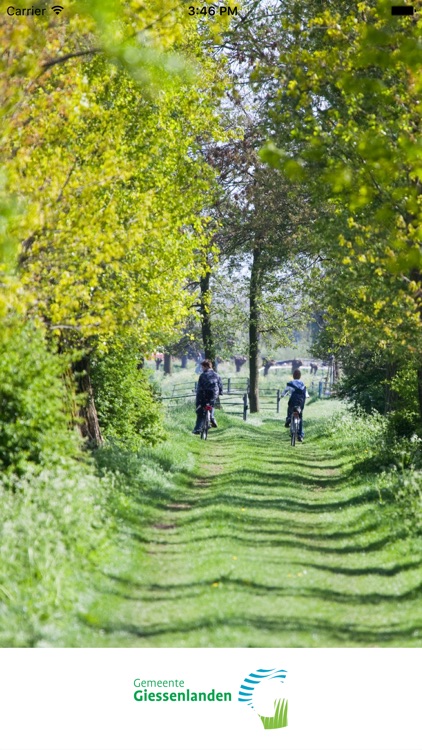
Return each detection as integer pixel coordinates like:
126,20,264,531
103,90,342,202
41,48,102,73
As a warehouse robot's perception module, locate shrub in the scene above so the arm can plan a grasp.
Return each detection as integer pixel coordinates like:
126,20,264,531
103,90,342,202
377,464,422,536
336,352,387,414
325,408,422,535
91,343,164,449
324,407,388,455
388,368,420,438
0,319,77,474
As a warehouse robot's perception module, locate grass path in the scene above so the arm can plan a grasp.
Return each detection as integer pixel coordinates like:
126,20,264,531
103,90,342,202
83,400,422,647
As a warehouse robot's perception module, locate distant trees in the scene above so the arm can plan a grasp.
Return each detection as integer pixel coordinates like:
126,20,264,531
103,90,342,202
208,12,317,411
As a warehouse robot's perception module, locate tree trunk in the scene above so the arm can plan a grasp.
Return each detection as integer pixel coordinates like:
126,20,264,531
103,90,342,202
333,357,340,383
200,271,216,367
164,353,172,375
414,268,422,421
181,354,188,369
72,355,103,446
249,245,261,413
417,365,422,422
384,361,398,414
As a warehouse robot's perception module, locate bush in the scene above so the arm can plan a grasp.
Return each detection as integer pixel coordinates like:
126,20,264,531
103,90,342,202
335,349,421,438
0,320,77,474
377,464,422,537
388,368,420,438
324,407,388,455
325,408,422,535
91,343,164,450
0,319,128,644
336,351,389,414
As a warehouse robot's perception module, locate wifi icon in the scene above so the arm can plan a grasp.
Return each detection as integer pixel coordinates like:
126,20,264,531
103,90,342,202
52,5,64,13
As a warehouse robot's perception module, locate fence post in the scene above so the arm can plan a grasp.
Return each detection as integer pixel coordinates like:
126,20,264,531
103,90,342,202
194,381,197,393
318,380,323,398
276,389,281,413
228,377,231,395
243,393,248,421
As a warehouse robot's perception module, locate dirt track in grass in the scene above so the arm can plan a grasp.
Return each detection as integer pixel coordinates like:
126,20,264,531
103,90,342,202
82,400,422,647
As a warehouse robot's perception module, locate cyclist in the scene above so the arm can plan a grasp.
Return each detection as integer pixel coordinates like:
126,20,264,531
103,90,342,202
192,359,223,434
282,369,308,442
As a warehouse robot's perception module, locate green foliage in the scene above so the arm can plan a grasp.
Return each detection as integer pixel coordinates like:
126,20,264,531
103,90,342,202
333,346,420,436
378,463,422,538
256,0,422,395
0,0,229,459
0,403,197,647
388,369,421,438
2,9,226,359
93,404,196,516
321,406,388,453
323,407,421,535
91,344,164,449
0,321,77,473
336,352,391,414
0,457,115,646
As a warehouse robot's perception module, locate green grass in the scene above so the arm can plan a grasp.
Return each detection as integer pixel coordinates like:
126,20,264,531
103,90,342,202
64,397,422,647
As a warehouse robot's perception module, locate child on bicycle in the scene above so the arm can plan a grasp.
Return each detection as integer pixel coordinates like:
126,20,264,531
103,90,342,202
282,369,308,442
192,359,223,434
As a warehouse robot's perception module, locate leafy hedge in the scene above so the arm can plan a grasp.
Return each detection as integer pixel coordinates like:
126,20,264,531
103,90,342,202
91,343,164,450
0,320,78,474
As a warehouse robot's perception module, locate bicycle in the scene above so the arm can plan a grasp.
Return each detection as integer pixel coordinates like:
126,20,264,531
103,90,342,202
290,407,301,446
199,403,213,440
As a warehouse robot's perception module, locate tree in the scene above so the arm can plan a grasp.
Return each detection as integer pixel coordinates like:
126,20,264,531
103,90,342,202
202,2,323,410
1,3,229,440
211,136,316,410
258,0,422,419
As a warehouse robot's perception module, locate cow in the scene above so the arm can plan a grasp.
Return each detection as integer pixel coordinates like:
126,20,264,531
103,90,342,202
262,357,276,376
291,358,303,375
234,355,247,373
154,352,163,371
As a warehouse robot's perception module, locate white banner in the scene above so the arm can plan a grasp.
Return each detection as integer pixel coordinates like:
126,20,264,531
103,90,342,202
0,648,420,750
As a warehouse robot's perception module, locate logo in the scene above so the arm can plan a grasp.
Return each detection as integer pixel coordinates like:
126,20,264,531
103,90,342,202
238,668,288,730
52,5,63,13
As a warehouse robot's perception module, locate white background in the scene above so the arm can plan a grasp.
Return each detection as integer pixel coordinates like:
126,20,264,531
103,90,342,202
0,648,420,750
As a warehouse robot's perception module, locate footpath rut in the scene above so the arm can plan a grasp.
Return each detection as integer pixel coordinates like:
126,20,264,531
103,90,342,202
88,410,422,647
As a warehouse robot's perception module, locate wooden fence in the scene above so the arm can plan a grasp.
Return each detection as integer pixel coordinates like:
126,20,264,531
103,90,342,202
158,376,332,421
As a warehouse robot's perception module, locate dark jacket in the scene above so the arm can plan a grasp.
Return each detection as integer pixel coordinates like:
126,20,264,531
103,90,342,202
196,369,223,406
286,379,307,410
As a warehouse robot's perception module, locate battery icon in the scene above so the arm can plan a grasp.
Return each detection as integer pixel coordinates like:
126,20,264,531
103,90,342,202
391,5,414,14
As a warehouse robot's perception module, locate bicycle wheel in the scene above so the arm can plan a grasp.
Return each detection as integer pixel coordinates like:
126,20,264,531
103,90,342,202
200,412,209,440
290,418,297,446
